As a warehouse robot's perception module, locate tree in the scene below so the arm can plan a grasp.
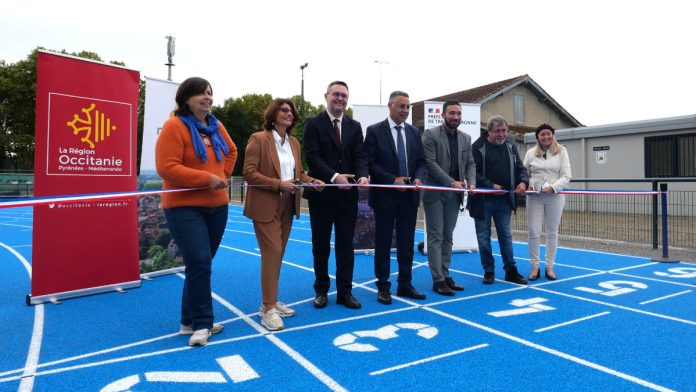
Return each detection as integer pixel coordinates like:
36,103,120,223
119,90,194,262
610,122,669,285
0,51,38,170
212,93,273,176
0,48,127,171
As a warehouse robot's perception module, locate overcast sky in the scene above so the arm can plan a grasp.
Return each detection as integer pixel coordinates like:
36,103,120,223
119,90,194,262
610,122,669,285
2,0,693,126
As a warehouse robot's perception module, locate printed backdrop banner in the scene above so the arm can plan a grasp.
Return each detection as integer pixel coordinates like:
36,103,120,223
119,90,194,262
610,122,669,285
140,77,179,172
422,101,480,253
31,51,141,304
138,77,182,275
350,105,410,252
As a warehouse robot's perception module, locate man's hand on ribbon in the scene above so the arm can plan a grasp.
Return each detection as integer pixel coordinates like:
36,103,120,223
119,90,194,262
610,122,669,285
334,174,355,190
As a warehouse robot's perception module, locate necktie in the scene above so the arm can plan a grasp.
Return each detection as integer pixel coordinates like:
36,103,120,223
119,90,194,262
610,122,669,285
333,119,341,145
395,125,407,177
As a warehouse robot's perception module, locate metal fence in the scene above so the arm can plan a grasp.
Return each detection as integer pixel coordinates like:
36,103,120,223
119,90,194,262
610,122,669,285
3,173,694,251
0,171,34,198
510,179,696,250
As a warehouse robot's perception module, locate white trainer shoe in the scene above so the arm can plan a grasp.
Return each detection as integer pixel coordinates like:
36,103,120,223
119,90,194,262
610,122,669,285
258,302,296,318
260,307,284,331
188,329,211,346
179,323,224,335
275,302,296,317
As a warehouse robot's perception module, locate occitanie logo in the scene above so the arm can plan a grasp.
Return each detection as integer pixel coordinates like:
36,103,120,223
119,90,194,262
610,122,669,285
66,103,117,148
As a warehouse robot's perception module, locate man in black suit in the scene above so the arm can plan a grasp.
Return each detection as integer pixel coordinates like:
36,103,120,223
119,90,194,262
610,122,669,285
303,81,369,309
364,91,427,305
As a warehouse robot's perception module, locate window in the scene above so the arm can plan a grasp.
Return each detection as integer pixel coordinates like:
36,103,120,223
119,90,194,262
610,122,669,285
513,94,524,124
644,133,696,177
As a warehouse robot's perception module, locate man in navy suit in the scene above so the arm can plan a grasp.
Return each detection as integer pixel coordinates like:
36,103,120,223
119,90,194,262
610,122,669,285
364,91,427,304
303,81,369,309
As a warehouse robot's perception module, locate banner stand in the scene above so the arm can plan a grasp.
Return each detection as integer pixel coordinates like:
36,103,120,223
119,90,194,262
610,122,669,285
140,266,185,280
31,51,141,305
27,280,141,305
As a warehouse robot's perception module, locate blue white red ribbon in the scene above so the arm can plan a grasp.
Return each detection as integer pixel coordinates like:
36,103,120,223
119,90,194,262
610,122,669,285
0,183,662,210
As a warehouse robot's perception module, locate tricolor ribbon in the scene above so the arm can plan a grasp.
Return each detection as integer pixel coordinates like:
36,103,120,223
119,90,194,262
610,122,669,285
0,183,662,210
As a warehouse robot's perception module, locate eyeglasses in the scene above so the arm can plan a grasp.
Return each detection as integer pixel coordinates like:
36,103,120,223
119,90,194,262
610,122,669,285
330,92,348,99
280,107,293,114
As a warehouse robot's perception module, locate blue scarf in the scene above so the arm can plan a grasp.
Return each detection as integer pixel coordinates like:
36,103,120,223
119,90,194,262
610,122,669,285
178,113,229,163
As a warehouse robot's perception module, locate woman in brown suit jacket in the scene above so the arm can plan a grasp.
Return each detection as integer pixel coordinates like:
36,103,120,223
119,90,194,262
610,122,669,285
243,98,324,331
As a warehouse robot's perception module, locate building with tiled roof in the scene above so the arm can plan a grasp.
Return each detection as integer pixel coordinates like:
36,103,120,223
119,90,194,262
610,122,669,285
412,74,583,138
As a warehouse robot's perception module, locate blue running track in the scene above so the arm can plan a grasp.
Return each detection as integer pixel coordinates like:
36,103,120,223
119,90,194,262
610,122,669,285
1,205,694,391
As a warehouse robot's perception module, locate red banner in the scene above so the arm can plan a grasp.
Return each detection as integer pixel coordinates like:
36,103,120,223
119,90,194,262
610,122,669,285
31,51,140,304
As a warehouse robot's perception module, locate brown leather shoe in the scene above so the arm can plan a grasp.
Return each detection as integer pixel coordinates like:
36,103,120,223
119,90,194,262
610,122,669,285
313,294,328,308
336,293,361,309
396,285,426,300
433,281,455,296
445,277,464,291
377,290,392,305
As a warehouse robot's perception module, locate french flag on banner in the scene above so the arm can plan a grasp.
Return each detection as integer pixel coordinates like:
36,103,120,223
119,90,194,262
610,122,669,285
428,108,434,113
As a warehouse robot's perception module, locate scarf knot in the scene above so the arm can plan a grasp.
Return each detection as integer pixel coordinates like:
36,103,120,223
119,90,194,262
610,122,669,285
178,113,229,162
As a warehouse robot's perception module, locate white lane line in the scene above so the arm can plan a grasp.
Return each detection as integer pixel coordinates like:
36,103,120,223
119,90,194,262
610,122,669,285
225,229,313,245
219,245,317,274
219,245,260,257
0,223,33,229
208,286,347,392
533,271,607,287
422,306,675,392
610,262,658,272
217,354,260,383
1,241,44,392
227,220,312,231
144,371,226,383
0,334,265,383
610,272,696,288
639,290,692,305
1,241,32,276
18,304,43,392
531,286,696,326
369,344,489,376
0,330,200,378
534,312,611,333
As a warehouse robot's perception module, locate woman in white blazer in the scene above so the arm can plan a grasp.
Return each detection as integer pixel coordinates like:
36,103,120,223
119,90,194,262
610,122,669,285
523,124,571,281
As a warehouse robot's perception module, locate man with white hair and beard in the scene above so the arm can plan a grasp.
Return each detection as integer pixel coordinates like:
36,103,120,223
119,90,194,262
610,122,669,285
467,115,528,285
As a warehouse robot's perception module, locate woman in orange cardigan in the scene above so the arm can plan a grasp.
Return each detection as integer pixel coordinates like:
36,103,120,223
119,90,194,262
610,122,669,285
155,77,237,346
244,98,324,331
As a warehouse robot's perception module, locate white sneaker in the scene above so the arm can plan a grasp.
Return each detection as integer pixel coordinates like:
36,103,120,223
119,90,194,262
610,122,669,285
260,308,284,331
188,329,211,346
179,323,224,335
258,302,296,318
275,301,296,317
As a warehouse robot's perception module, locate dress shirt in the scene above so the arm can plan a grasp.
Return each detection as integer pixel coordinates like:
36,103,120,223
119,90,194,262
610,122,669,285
273,130,295,181
387,117,408,174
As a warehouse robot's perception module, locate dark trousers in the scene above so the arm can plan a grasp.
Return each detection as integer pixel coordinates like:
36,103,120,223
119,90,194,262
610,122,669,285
309,198,357,295
373,192,418,291
164,205,228,331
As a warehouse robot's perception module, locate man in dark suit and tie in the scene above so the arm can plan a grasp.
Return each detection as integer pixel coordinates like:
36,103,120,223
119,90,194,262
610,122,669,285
303,81,369,309
364,91,427,304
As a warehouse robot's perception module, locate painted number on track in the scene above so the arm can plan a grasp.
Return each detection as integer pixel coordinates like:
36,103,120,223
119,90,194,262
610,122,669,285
575,280,648,297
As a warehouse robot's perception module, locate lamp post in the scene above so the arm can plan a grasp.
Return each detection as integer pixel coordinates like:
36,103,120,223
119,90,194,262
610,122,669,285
165,36,175,81
300,62,308,115
374,60,390,105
